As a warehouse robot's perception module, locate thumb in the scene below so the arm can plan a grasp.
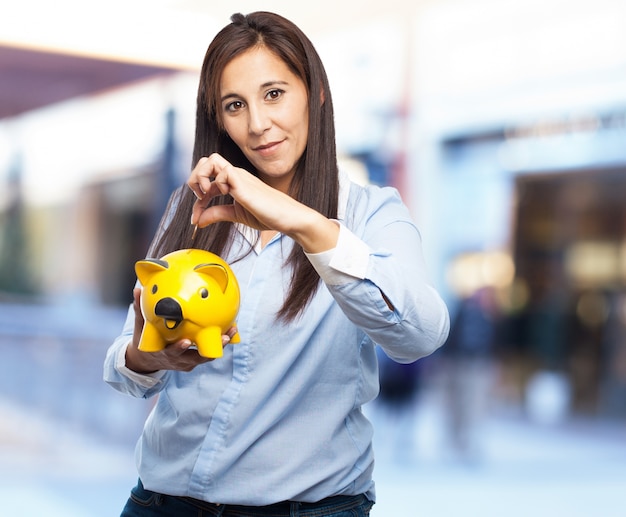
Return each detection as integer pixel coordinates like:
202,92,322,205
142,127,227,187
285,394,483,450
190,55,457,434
133,287,145,334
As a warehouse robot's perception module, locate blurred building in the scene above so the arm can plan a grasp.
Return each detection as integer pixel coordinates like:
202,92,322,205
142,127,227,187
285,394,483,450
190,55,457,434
1,0,626,422
412,0,626,419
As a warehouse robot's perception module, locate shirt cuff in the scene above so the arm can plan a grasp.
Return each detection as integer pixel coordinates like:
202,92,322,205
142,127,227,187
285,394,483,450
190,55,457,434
305,222,371,285
115,341,166,389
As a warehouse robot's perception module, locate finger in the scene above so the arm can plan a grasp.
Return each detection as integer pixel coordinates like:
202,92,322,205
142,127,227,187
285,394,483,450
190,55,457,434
194,203,237,227
170,339,193,354
187,157,213,199
132,288,144,331
133,290,143,320
133,287,141,309
188,154,232,200
189,165,235,227
180,353,213,370
221,325,239,346
203,153,238,195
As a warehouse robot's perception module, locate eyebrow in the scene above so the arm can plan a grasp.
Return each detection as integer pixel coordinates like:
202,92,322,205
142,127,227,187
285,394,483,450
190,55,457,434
220,80,290,103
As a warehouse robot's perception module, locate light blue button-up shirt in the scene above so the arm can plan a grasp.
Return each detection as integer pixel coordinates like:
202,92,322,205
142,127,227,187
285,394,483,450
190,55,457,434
103,173,449,505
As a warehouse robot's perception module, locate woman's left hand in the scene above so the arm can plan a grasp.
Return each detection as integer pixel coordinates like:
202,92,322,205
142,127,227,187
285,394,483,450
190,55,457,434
187,153,338,253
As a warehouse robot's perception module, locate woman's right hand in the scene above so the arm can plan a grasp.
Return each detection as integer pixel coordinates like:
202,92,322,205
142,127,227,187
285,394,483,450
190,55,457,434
124,287,236,374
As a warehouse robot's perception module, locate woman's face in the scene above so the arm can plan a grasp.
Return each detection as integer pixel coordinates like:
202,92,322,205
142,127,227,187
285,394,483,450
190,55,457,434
219,46,309,192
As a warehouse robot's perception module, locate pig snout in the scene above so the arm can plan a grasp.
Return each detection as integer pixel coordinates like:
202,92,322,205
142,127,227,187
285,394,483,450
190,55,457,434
155,297,183,330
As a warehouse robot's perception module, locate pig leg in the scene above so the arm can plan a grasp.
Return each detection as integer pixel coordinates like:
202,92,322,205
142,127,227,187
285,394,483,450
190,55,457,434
137,323,167,352
195,326,224,358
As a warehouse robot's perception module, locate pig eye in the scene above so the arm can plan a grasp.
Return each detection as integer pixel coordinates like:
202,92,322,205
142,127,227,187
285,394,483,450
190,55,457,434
200,288,209,298
151,284,158,294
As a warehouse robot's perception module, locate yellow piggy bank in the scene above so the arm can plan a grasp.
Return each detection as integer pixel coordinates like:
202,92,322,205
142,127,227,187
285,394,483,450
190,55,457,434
135,249,240,358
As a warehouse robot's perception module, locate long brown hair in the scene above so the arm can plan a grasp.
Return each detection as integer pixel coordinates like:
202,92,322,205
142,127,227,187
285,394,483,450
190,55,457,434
151,11,339,322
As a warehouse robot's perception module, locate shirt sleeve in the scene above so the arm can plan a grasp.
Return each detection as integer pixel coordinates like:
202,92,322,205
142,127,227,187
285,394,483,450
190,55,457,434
318,184,450,364
103,302,168,399
114,340,167,388
305,222,371,285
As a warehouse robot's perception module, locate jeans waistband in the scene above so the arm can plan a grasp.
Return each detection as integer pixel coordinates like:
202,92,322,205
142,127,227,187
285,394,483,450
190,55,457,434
180,493,369,516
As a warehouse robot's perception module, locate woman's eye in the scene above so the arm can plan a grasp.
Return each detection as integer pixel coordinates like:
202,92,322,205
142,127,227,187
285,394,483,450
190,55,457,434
266,89,283,101
225,100,244,112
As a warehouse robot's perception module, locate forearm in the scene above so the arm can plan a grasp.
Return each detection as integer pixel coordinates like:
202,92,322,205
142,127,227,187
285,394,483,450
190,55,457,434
288,210,340,254
125,341,161,374
103,303,167,399
103,335,167,399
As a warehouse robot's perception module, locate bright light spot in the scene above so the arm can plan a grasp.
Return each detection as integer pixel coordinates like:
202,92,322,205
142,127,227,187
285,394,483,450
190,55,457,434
446,250,515,298
565,240,620,286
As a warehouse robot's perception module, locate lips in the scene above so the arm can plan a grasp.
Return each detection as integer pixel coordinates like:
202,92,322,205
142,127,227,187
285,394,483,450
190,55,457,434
253,140,283,155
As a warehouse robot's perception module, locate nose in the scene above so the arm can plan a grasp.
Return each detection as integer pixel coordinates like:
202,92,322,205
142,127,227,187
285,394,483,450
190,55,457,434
248,104,271,135
155,297,183,322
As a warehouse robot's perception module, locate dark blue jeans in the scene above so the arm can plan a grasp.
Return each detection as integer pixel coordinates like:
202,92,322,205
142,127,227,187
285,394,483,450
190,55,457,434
121,479,374,517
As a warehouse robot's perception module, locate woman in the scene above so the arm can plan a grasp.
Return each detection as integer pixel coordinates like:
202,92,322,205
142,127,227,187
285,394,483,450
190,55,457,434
104,11,449,516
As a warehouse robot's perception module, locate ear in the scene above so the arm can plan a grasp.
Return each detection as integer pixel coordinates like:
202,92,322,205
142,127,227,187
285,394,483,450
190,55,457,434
135,259,169,286
320,85,325,106
195,263,229,293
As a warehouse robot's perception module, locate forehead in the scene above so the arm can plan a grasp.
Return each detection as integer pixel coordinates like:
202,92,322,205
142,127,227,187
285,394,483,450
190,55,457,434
220,46,301,92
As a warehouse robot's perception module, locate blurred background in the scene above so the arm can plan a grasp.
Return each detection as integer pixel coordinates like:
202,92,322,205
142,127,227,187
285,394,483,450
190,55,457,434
1,0,626,515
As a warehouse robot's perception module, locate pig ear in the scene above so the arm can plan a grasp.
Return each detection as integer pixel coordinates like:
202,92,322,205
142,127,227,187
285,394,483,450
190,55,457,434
135,259,168,286
195,263,228,293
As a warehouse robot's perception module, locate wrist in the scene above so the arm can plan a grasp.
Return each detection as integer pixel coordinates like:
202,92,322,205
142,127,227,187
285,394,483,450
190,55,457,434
290,211,339,254
125,342,159,374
